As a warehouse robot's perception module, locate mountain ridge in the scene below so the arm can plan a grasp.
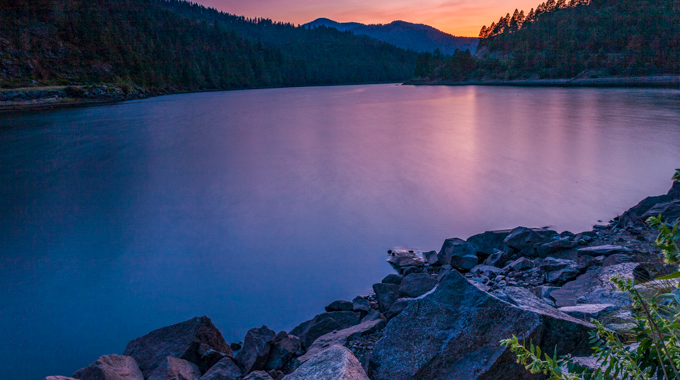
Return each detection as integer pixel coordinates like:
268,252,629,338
304,18,479,55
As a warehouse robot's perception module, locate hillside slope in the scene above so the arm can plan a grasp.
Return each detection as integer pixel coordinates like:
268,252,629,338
0,0,417,89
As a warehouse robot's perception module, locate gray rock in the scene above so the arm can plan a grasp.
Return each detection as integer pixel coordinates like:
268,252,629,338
540,258,582,285
534,286,559,305
372,283,399,312
402,266,424,276
503,227,553,256
243,371,273,380
398,273,437,298
470,264,502,277
369,271,592,380
641,200,680,223
551,263,644,307
123,316,230,378
536,237,578,257
422,250,439,265
466,230,512,259
380,274,403,285
351,296,371,313
438,238,479,270
284,345,369,380
148,357,201,380
497,286,558,312
325,300,353,312
45,377,78,380
577,245,632,257
182,342,228,374
235,326,276,373
558,304,618,321
360,310,383,323
602,254,633,267
386,250,425,274
199,357,242,380
265,331,302,371
290,312,360,349
294,319,387,366
385,298,412,320
506,257,534,271
483,249,513,268
72,355,144,380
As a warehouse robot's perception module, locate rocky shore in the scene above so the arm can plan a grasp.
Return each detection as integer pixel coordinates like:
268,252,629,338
0,84,162,113
44,181,680,380
405,75,680,89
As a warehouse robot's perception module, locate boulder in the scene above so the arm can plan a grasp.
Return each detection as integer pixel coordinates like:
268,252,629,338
617,193,676,227
148,357,201,380
577,245,632,257
199,357,243,380
182,342,228,374
325,300,353,312
503,227,553,256
536,237,578,257
351,296,371,313
641,200,680,223
123,316,230,378
422,250,439,265
602,254,633,267
483,249,513,268
438,238,478,270
235,326,276,373
45,377,77,380
284,345,369,380
368,271,592,380
290,312,360,349
265,332,302,371
372,283,399,312
550,263,644,307
386,251,425,274
243,371,273,380
558,304,618,321
505,258,534,271
398,273,437,298
385,298,412,320
72,355,144,380
466,230,512,259
294,319,387,366
380,274,403,285
539,258,582,285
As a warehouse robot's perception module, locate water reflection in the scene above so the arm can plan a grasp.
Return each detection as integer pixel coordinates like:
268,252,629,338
1,84,680,379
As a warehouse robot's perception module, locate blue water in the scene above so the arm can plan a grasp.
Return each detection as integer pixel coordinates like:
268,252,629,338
2,84,680,379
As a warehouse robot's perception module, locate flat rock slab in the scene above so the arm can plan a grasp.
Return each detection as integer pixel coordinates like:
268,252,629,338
369,271,592,380
558,304,618,320
284,345,369,380
72,355,144,380
577,245,632,256
148,357,201,380
295,319,386,365
123,316,230,378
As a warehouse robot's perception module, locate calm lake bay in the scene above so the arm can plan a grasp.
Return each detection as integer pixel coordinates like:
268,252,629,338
2,84,680,379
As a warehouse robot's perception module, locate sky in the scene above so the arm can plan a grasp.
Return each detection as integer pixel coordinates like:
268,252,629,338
193,0,542,37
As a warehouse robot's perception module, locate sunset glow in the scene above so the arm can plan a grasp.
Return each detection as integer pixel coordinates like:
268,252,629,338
194,0,543,37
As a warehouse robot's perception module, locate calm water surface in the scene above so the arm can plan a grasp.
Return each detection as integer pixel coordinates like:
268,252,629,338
2,84,680,379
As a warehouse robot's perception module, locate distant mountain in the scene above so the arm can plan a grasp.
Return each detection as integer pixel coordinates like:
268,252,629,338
305,18,478,55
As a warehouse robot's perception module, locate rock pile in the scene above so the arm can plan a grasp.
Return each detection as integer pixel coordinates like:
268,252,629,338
44,182,680,380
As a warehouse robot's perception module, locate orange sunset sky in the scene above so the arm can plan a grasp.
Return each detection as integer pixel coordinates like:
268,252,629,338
193,0,543,37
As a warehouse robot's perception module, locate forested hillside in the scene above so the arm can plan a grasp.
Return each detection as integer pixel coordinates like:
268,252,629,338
0,0,417,90
415,0,680,81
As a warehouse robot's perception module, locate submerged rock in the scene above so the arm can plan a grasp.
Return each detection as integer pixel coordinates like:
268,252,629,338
369,271,592,380
123,316,230,378
72,355,144,380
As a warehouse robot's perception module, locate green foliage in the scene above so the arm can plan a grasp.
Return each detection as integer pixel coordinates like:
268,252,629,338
414,49,477,81
0,0,417,89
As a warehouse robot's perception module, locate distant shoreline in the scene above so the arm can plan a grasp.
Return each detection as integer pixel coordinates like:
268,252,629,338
404,75,680,89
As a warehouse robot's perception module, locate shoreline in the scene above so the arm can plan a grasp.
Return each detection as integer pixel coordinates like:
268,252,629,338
42,180,680,380
404,75,680,89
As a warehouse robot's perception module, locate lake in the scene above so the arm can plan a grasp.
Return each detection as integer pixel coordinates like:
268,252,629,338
2,84,680,379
